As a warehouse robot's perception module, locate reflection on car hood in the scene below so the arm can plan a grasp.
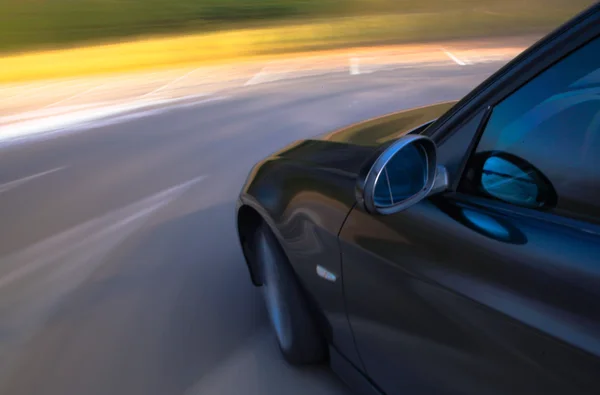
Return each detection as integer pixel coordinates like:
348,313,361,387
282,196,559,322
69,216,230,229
271,101,457,175
318,101,457,146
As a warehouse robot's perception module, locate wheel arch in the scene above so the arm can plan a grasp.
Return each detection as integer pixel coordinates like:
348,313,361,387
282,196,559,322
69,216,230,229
236,203,264,286
236,196,289,287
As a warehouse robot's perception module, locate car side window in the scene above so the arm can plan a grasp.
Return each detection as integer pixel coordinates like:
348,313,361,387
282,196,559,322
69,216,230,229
460,36,600,224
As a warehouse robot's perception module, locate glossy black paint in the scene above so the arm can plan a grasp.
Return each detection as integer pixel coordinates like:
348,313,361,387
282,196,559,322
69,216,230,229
238,103,455,370
319,101,456,146
236,3,600,394
340,192,600,395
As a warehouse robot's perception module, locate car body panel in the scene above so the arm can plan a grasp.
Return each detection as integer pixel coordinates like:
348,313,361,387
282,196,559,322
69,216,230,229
340,189,600,395
238,102,455,369
240,154,363,366
336,9,600,390
236,3,600,393
318,101,456,146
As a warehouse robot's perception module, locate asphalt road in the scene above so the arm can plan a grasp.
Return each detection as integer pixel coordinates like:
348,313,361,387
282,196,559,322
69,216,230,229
0,61,505,395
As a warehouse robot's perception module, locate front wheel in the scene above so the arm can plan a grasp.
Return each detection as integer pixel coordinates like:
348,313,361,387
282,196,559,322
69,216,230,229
254,223,326,364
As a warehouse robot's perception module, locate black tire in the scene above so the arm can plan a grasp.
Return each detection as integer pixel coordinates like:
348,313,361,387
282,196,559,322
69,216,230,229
254,222,326,365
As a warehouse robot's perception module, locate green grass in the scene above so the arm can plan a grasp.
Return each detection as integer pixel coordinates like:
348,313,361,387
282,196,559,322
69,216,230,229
0,0,595,83
0,0,595,53
0,5,590,83
0,0,332,52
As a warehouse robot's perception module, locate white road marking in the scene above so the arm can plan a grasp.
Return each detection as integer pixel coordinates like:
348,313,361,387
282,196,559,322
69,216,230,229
0,102,107,125
0,80,93,104
441,49,467,66
44,84,104,108
0,95,227,146
0,175,206,374
64,96,227,130
71,106,174,130
169,95,228,109
140,67,202,98
0,101,153,143
350,57,360,75
244,67,267,86
0,174,206,291
0,83,62,103
0,167,65,195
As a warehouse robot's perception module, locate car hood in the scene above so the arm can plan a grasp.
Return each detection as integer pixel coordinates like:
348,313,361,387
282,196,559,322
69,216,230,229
317,101,456,146
272,101,457,175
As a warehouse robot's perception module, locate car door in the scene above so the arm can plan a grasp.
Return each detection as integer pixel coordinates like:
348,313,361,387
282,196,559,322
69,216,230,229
339,24,600,395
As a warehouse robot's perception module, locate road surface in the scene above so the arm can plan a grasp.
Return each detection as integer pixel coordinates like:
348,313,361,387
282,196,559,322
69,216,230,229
0,46,523,395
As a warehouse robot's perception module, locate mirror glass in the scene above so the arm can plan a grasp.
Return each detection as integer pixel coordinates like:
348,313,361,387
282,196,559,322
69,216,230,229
481,156,539,207
373,144,428,207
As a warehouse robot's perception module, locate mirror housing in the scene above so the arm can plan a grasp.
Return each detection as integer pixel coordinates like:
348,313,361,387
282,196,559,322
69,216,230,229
357,135,449,215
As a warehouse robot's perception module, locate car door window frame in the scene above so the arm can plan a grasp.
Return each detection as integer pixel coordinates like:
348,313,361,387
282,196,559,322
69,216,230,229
427,4,600,147
436,30,600,235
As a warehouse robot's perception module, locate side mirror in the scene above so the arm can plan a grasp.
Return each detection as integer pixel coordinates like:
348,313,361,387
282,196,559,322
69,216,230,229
357,135,449,215
474,151,557,209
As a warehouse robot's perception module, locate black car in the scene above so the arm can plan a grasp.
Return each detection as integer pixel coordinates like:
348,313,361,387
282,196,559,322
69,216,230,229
236,3,600,394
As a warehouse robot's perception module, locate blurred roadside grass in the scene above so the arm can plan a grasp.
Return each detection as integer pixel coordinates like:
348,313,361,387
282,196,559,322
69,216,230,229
0,3,592,83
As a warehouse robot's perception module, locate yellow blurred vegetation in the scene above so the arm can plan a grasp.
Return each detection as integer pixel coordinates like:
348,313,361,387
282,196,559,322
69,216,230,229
0,1,594,83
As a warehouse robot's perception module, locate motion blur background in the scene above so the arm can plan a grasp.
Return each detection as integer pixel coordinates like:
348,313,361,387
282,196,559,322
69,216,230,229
0,1,596,395
1,0,593,50
0,0,594,81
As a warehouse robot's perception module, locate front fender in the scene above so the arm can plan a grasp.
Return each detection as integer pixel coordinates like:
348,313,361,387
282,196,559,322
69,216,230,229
236,156,364,367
